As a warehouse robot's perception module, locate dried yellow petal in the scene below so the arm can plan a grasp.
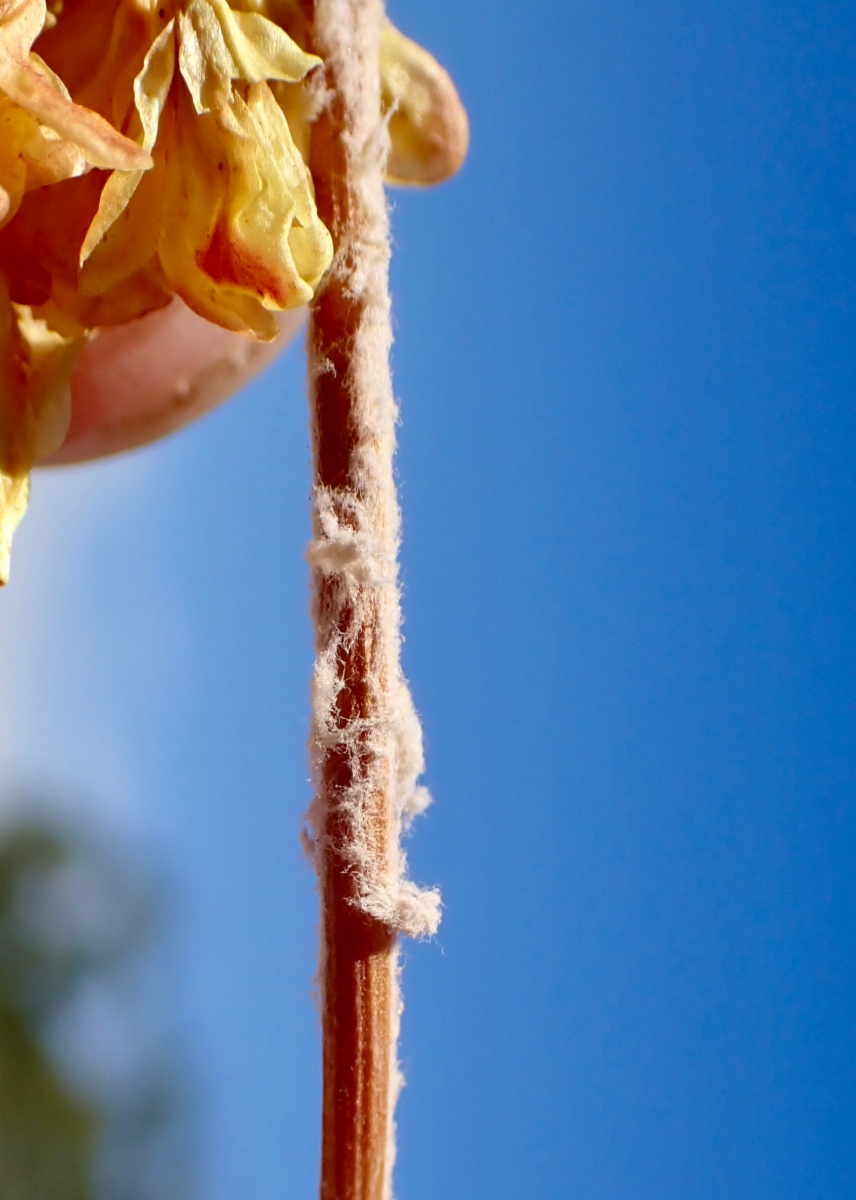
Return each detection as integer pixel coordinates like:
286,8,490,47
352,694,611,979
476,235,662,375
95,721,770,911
0,0,152,170
177,0,234,113
76,0,331,339
0,0,470,584
381,22,468,187
207,0,319,85
80,18,176,264
0,92,31,223
158,76,330,338
0,279,84,582
206,1,468,187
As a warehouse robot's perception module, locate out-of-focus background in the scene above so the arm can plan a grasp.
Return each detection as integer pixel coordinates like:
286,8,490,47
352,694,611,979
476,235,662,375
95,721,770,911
1,0,854,1196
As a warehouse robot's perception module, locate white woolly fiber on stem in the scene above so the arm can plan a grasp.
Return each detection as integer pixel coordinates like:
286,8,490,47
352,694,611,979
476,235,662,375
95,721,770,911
301,1,440,1196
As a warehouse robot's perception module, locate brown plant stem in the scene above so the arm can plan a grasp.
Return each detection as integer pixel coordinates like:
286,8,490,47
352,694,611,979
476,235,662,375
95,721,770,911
302,1,415,1197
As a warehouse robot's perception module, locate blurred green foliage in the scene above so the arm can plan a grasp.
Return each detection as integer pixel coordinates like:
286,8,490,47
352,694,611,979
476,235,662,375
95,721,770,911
0,816,192,1200
0,997,97,1200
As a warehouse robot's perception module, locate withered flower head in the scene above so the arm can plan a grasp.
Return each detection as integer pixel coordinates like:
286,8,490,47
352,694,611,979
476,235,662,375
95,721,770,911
0,0,151,580
0,0,468,582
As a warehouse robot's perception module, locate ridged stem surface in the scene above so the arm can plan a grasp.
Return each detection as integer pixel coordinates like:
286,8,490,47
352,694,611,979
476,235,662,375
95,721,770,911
303,3,401,1197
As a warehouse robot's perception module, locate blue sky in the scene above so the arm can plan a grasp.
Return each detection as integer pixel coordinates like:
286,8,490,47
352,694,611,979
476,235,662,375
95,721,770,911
2,1,854,1197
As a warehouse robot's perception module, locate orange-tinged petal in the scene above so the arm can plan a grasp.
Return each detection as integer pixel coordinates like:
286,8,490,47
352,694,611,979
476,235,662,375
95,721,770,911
33,0,122,97
0,62,154,170
0,169,104,299
0,92,30,224
0,0,152,170
2,0,340,355
158,83,278,338
158,79,330,339
241,80,330,294
70,0,169,134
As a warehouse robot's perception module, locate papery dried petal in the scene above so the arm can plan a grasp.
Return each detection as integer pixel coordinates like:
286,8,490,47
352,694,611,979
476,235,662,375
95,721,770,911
0,93,31,223
0,169,104,300
56,263,171,327
157,81,269,334
78,152,167,300
16,300,81,458
70,0,169,135
35,0,330,341
381,22,468,187
206,0,319,86
12,77,88,187
177,0,234,114
0,279,84,582
176,0,316,113
80,18,176,263
0,0,152,170
158,78,330,339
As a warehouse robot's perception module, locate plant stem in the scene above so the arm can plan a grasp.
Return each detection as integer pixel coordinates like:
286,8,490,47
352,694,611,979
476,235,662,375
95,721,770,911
303,2,417,1196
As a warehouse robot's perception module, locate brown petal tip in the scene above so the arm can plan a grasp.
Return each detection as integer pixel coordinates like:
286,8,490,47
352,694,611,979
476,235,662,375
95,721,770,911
382,25,469,188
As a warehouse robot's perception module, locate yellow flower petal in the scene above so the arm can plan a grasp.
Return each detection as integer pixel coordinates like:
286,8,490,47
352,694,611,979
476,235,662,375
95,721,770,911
177,0,235,114
243,80,330,293
206,0,319,86
381,22,469,187
80,19,175,264
0,0,153,170
0,92,31,224
13,92,88,189
16,300,80,459
78,154,167,300
158,79,331,339
0,278,83,583
178,0,318,112
0,469,27,583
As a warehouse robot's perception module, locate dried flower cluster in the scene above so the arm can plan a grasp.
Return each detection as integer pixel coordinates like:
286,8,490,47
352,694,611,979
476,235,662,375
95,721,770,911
0,0,467,582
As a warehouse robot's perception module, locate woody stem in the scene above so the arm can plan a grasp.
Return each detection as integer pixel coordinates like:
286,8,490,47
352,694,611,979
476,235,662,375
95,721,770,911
304,2,401,1198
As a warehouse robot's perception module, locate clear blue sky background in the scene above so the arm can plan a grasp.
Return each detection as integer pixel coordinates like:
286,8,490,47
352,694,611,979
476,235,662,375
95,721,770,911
7,1,856,1197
